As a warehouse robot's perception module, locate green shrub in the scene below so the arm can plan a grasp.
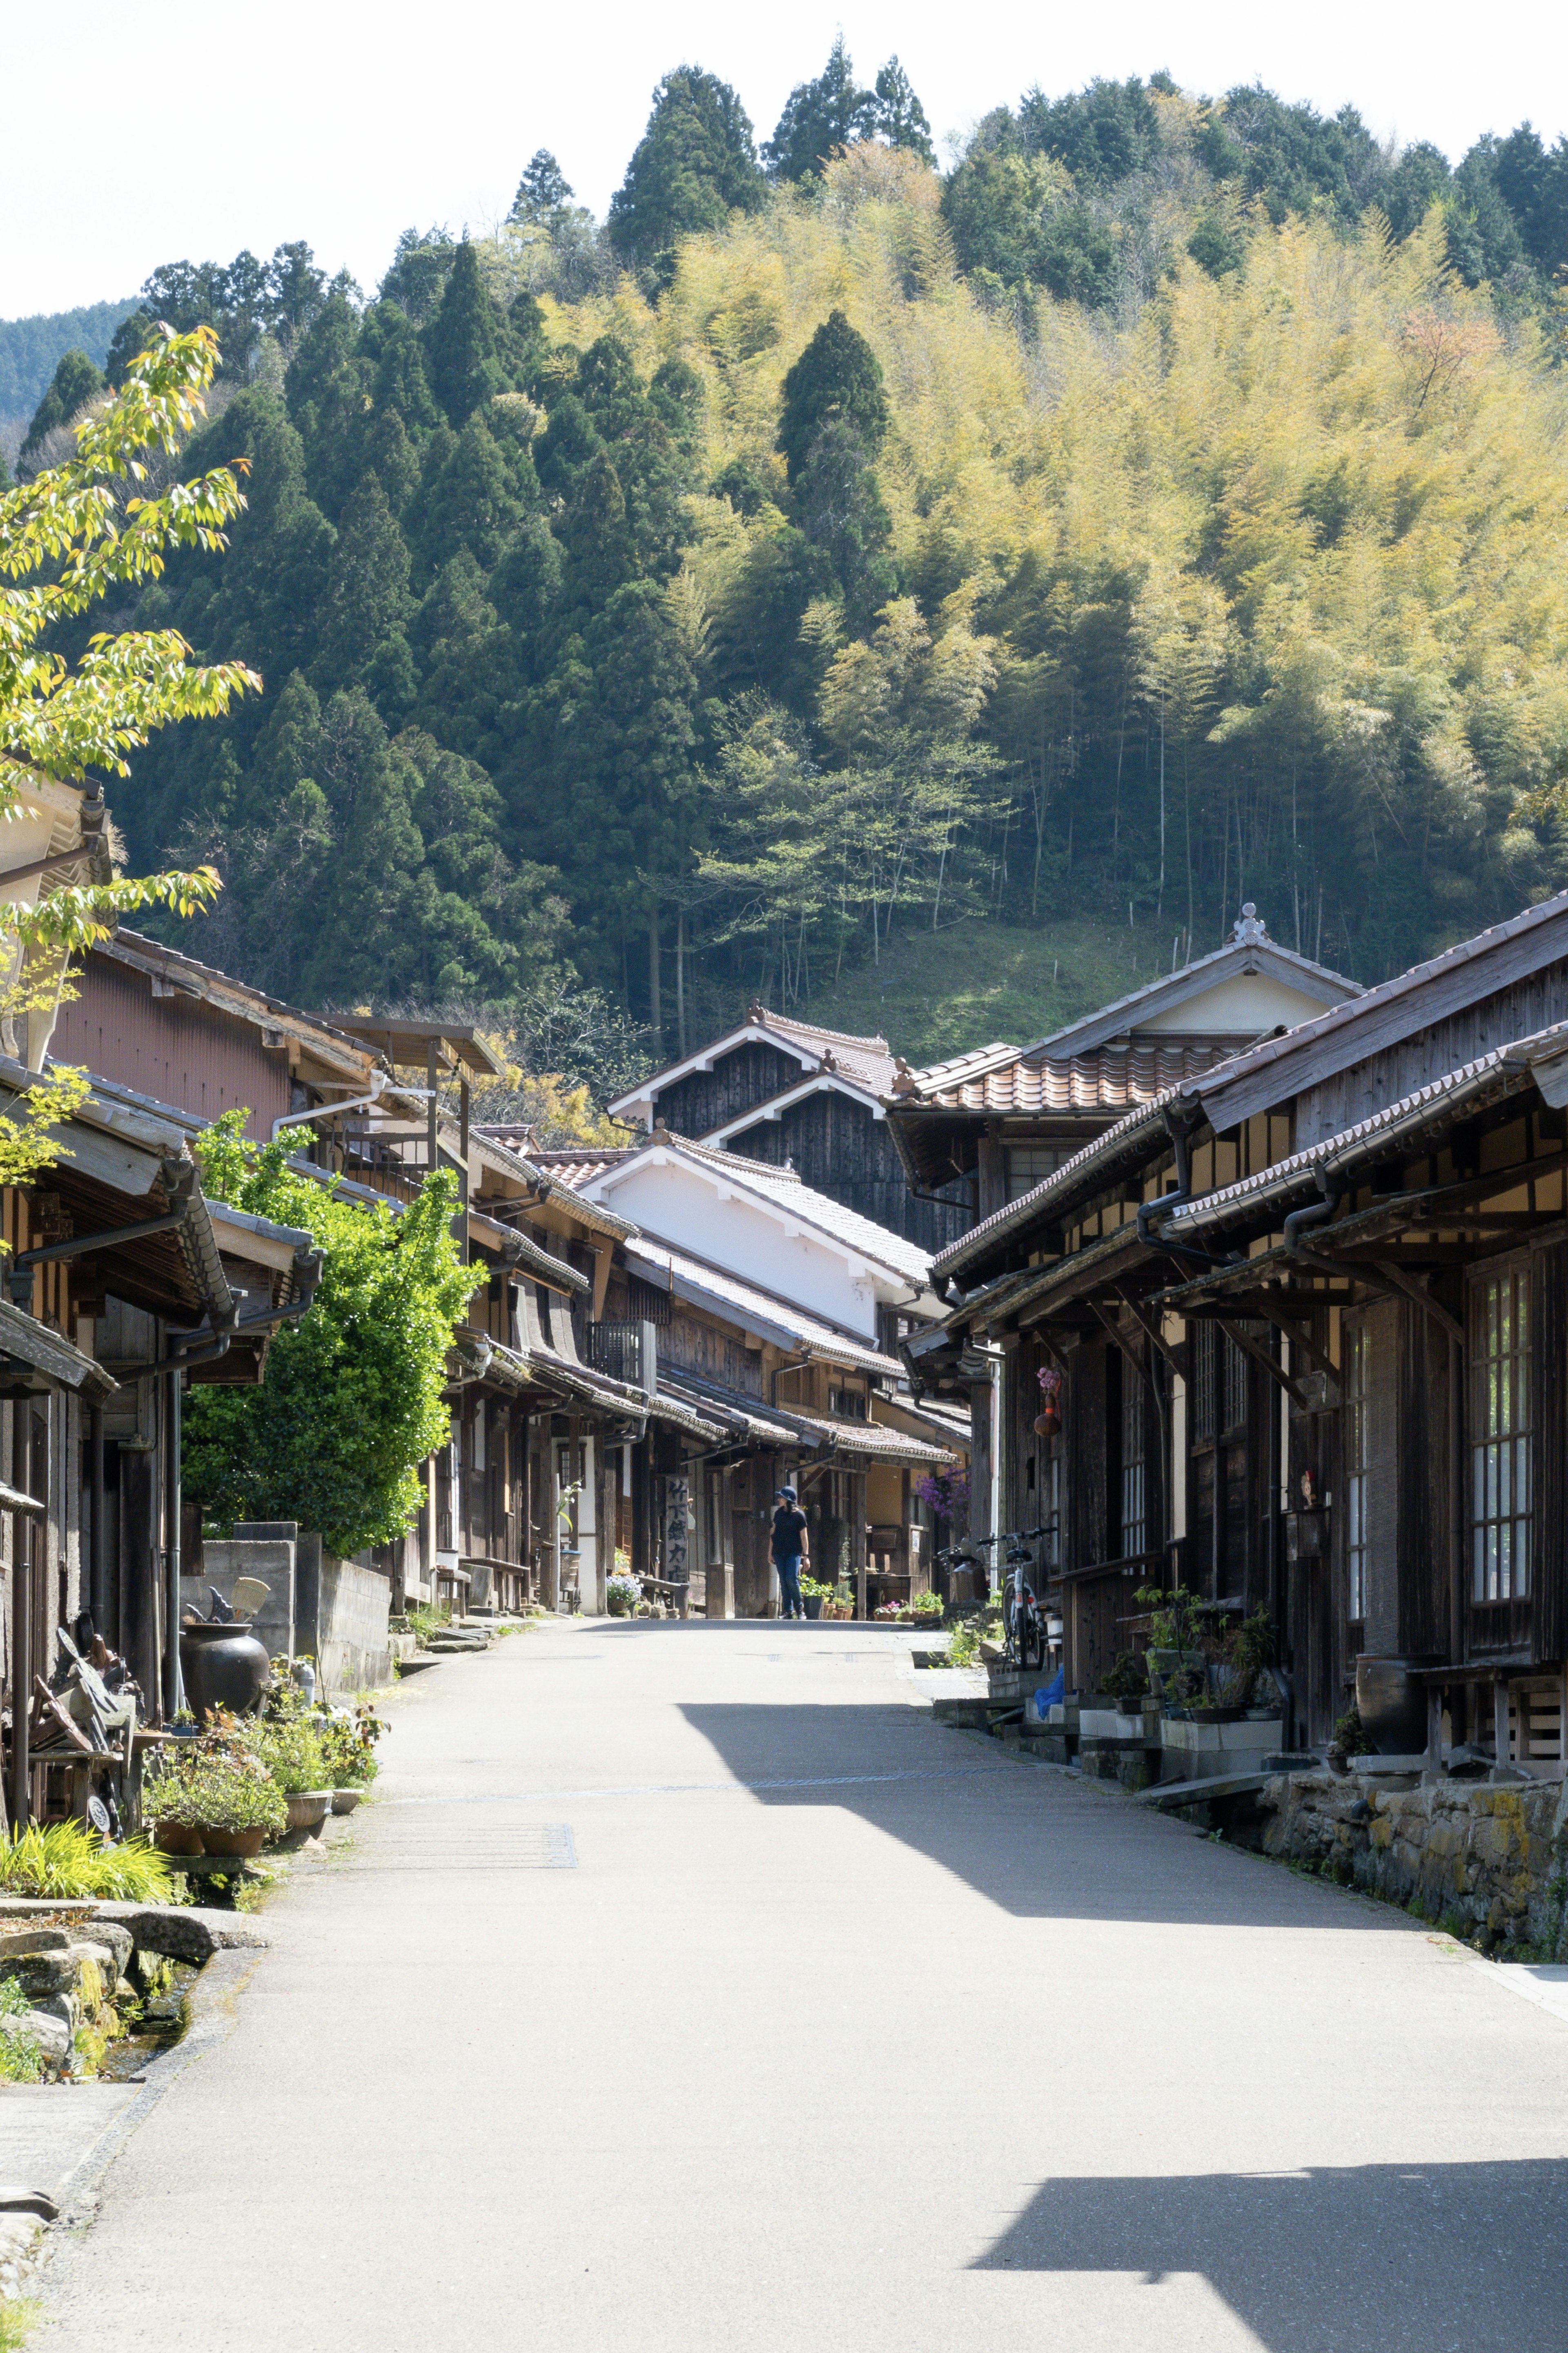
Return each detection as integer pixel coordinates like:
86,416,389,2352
316,1701,385,1789
141,1742,288,1836
252,1717,328,1795
0,1820,174,1903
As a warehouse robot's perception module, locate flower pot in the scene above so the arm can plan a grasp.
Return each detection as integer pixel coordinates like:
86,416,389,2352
1033,1410,1061,1437
178,1619,271,1723
282,1790,333,1837
331,1789,363,1816
804,1595,823,1619
199,1824,267,1859
155,1819,204,1857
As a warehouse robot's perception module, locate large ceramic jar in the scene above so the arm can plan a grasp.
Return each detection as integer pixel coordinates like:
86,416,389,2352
179,1620,271,1722
1354,1654,1442,1756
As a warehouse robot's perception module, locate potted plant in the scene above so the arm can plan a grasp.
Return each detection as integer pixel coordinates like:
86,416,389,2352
140,1740,287,1858
606,1570,640,1618
798,1574,835,1621
318,1702,385,1814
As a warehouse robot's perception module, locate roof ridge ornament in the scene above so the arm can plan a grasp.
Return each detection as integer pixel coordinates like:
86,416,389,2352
1230,902,1270,946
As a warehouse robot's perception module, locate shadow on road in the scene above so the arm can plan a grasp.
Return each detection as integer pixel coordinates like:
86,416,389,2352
679,1701,1376,1929
975,2160,1568,2350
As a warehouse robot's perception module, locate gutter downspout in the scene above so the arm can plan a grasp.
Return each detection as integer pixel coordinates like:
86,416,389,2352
1282,1167,1344,1258
1136,1101,1227,1266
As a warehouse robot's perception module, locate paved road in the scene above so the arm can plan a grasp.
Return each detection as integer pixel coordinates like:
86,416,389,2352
36,1621,1568,2352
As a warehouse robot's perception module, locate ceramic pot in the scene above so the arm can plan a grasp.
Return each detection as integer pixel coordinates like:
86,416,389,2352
200,1824,267,1859
331,1789,363,1816
178,1620,270,1722
1355,1655,1443,1755
155,1820,204,1857
1033,1409,1061,1437
282,1790,333,1837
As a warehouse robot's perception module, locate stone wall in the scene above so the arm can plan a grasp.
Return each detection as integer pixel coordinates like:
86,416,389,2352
315,1556,391,1695
1260,1769,1568,1956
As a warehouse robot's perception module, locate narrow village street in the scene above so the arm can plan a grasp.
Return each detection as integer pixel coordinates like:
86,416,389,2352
34,1624,1568,2353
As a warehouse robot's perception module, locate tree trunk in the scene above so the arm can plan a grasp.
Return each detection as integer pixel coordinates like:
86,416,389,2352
648,902,662,1049
675,909,686,1058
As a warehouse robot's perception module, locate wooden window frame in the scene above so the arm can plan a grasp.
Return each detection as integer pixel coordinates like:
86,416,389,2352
1469,1256,1532,1607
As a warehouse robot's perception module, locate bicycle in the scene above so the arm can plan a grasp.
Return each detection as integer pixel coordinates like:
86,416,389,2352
1001,1523,1054,1671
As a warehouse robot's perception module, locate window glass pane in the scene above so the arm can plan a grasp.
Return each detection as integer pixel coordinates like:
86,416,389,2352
1470,1266,1532,1604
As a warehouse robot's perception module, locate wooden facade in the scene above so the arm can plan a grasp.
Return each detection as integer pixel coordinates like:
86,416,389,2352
920,895,1568,1762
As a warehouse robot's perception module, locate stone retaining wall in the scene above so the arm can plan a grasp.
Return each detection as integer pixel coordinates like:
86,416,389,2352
1260,1770,1568,1956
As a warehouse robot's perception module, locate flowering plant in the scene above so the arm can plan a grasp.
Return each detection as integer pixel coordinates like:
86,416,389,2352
1036,1366,1062,1400
915,1467,970,1517
606,1572,640,1616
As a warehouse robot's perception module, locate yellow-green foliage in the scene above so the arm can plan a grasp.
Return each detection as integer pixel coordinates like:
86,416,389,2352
0,1820,174,1902
499,153,1568,964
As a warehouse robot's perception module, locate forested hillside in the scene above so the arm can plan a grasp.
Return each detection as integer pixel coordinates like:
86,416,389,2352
18,51,1568,1100
0,297,138,435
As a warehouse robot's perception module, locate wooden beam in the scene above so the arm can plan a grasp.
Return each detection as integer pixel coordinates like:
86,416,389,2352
1215,1316,1311,1409
1116,1295,1187,1382
1372,1258,1464,1345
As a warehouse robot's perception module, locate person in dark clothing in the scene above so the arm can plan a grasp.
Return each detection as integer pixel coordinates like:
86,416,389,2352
771,1485,810,1619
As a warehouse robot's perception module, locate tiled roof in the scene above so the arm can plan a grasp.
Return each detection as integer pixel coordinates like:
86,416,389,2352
624,1236,901,1373
655,1134,934,1286
756,1007,897,1095
931,1087,1187,1276
528,1148,635,1189
787,1411,956,1465
905,1039,1234,1115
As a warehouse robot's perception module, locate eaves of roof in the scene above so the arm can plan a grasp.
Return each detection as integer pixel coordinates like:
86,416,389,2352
931,1087,1187,1278
1166,1019,1568,1242
622,1236,900,1374
97,930,379,1081
1194,891,1568,1134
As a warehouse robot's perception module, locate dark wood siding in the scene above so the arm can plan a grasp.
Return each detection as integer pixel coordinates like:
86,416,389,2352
728,1091,969,1251
1295,961,1568,1148
653,1044,801,1139
52,952,292,1140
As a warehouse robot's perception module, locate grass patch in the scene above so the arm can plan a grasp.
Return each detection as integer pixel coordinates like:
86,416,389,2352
808,914,1183,1064
0,1821,174,1902
0,2300,42,2350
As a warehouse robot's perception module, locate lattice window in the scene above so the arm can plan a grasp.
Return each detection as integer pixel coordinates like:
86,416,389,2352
1191,1321,1246,1444
1471,1262,1531,1604
1192,1320,1216,1445
1121,1353,1146,1556
1344,1321,1370,1621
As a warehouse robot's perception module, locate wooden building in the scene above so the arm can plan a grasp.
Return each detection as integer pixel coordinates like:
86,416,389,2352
608,1004,969,1251
918,890,1568,1761
886,909,1357,1228
539,1133,962,1616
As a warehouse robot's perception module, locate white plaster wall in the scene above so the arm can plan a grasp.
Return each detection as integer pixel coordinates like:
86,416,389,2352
595,1159,879,1337
1138,972,1336,1035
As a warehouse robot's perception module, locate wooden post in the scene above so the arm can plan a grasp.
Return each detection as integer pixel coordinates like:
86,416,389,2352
1493,1675,1511,1766
426,1040,438,1180
9,1407,30,1833
89,1401,107,1632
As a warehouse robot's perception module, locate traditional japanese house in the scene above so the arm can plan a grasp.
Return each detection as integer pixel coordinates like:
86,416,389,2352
885,909,1357,1229
918,889,1568,1760
0,1059,316,1827
541,1131,960,1616
608,1004,967,1250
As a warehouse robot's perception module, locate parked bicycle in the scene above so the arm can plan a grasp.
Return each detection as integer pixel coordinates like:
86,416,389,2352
1001,1523,1054,1671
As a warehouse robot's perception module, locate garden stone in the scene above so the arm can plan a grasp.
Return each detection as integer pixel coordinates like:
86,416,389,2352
91,1902,267,1965
0,2008,69,2068
0,1949,77,1998
0,1929,70,1959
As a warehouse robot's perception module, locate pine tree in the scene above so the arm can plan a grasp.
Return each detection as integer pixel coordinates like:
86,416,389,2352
510,149,575,224
866,58,935,165
240,671,323,828
764,36,873,182
19,346,104,468
421,241,509,427
777,309,889,481
557,452,636,613
314,475,414,691
608,67,766,279
417,411,528,576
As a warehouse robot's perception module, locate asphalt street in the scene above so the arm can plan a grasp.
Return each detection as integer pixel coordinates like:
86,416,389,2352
35,1619,1568,2352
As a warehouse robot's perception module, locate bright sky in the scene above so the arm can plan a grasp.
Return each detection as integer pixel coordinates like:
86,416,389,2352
6,0,1565,318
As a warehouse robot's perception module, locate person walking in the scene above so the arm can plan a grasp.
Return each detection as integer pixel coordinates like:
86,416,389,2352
771,1485,810,1619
